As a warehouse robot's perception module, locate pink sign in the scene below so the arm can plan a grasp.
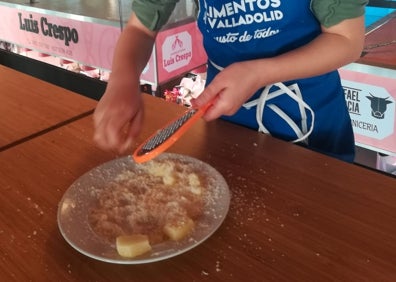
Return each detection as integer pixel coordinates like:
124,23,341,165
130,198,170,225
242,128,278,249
156,21,207,83
140,47,157,85
340,68,396,155
0,5,206,86
0,5,120,70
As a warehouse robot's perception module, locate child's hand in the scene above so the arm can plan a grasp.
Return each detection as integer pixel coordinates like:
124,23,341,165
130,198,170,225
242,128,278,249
191,61,263,121
93,78,143,153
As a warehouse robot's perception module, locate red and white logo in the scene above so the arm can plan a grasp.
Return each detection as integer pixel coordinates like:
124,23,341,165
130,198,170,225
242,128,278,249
162,31,192,73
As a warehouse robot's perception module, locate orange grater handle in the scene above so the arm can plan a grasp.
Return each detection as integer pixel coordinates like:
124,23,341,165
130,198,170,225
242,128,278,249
132,101,212,163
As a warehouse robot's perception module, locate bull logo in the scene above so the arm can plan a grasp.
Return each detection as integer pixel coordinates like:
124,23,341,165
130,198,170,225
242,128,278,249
366,93,393,119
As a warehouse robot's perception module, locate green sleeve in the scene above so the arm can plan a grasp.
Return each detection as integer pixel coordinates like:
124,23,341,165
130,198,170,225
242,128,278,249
132,0,180,31
311,0,368,28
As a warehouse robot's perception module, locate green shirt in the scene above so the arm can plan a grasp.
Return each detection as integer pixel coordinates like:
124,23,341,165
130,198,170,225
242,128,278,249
132,0,368,31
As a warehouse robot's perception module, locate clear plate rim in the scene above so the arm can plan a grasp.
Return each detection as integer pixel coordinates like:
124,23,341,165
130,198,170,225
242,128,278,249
57,153,230,264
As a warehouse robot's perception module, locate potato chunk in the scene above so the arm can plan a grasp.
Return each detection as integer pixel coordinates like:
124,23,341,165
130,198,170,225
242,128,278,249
116,234,152,258
163,217,195,241
145,161,175,185
187,173,202,195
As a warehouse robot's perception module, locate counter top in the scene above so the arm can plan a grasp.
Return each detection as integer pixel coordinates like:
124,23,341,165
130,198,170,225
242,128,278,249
1,89,396,281
360,14,396,69
0,65,96,150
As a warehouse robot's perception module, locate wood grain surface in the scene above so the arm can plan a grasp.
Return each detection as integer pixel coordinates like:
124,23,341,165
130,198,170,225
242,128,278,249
0,65,96,150
1,94,396,282
360,16,396,69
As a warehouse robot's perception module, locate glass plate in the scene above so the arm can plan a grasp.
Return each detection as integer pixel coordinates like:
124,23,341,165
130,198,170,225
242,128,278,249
57,153,230,264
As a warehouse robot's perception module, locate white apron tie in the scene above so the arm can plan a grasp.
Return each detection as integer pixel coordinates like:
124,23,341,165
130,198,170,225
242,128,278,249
210,60,315,144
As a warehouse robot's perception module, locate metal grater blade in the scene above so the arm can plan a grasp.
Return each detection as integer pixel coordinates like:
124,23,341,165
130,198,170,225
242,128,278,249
136,109,198,156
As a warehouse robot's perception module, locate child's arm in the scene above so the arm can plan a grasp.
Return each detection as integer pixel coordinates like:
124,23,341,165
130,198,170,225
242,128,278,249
93,13,157,153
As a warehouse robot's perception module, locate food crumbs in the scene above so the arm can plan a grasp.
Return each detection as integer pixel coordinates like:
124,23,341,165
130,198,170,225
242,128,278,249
215,260,221,272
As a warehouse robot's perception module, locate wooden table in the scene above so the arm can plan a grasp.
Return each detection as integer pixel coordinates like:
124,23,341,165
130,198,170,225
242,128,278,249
360,15,396,69
0,65,96,150
1,93,396,281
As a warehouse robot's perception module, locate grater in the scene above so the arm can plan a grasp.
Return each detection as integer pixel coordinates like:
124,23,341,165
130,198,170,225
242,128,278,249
133,102,212,163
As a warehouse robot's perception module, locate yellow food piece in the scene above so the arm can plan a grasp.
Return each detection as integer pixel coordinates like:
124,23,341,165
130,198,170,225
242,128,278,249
146,161,174,177
116,234,152,258
188,173,200,186
162,174,175,186
146,161,175,185
163,217,195,241
187,173,202,195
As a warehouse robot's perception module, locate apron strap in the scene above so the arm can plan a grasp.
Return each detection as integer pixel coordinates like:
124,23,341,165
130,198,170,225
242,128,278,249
209,61,315,144
244,83,314,144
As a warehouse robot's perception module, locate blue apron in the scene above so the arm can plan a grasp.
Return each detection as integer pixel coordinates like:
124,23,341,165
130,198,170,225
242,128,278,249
197,0,355,162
